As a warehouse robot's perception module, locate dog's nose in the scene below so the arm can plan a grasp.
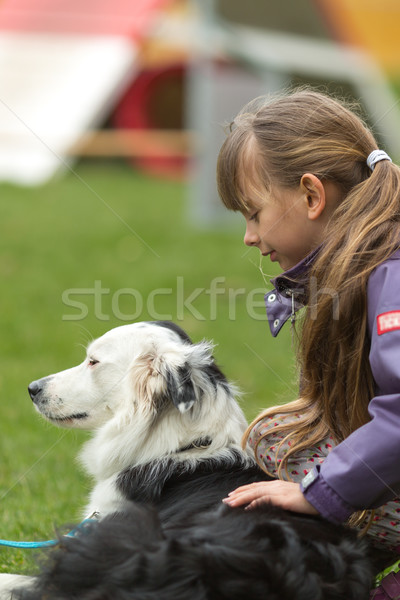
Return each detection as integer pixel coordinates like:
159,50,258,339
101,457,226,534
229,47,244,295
28,379,43,402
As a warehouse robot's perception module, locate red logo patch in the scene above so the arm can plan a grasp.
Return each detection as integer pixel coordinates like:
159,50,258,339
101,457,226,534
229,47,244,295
377,311,400,335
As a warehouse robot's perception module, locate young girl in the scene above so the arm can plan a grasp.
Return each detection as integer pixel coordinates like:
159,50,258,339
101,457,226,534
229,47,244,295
217,90,400,580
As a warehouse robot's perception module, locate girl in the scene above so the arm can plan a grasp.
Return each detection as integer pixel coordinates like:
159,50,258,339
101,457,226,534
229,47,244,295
217,90,400,585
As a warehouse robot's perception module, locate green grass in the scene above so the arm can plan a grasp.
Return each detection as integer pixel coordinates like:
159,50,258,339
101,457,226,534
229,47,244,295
0,161,295,574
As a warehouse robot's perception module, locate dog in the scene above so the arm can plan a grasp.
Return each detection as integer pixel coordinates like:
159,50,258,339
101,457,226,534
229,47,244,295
0,321,375,599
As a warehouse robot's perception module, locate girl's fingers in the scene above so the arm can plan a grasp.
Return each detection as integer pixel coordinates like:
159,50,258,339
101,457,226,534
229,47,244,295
222,480,319,515
222,483,270,507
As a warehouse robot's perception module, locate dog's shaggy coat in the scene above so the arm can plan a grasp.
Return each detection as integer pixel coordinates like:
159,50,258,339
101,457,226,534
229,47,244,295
0,321,375,599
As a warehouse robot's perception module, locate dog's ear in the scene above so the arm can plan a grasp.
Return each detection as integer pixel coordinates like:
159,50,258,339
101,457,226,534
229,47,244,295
165,363,196,414
163,340,217,413
131,339,216,415
131,346,197,414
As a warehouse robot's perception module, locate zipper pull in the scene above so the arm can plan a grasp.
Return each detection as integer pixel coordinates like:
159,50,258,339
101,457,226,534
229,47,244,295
290,291,296,325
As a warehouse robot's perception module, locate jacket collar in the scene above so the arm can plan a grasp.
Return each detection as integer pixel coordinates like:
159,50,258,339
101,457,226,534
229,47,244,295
265,246,321,337
272,245,321,301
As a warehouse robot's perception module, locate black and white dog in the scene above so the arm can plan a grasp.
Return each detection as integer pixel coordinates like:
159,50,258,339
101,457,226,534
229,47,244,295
0,321,374,599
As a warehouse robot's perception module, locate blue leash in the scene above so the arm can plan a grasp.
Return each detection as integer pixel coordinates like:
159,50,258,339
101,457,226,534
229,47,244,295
0,539,57,549
0,512,100,549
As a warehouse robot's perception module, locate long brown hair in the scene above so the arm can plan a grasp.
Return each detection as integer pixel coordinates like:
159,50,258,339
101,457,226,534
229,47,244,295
217,90,400,486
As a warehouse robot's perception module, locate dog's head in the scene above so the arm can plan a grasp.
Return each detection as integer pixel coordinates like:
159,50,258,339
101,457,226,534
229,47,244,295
28,321,235,432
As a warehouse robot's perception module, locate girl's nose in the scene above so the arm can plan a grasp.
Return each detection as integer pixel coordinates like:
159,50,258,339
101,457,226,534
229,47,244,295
244,225,259,247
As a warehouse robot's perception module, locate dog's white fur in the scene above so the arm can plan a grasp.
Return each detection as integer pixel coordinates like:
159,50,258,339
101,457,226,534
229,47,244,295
0,322,250,598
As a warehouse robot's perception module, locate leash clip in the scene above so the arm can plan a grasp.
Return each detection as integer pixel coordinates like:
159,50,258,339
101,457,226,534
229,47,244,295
84,510,101,522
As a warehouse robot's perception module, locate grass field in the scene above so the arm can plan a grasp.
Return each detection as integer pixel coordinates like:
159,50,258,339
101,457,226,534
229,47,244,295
0,161,295,574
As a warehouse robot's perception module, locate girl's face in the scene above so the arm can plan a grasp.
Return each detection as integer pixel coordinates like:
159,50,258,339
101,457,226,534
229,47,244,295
241,177,328,272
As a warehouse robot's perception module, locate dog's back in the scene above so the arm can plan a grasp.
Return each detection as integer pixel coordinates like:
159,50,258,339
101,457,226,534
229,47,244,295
116,449,264,525
17,459,374,600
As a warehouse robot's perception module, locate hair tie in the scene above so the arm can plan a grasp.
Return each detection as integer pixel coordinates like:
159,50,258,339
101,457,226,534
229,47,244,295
367,149,392,171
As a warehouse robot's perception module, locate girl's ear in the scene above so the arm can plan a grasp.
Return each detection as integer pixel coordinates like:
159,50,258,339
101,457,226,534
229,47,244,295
300,173,326,221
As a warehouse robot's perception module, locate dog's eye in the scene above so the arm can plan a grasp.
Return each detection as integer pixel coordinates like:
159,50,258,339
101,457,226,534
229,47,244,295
88,358,99,367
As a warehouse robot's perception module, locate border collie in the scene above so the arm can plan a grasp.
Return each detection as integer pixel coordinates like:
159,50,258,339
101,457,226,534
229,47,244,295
0,321,374,599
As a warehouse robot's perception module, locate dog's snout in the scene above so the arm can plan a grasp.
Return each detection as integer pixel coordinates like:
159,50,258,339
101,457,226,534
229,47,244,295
28,379,43,402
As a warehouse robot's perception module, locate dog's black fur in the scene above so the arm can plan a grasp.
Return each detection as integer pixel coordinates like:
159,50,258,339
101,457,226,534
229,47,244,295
18,456,374,600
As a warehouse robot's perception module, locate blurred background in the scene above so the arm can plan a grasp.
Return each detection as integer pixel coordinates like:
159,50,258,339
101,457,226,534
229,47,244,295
0,0,400,573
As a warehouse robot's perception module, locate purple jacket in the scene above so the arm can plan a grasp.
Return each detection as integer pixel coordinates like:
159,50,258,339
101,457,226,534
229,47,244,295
265,247,400,523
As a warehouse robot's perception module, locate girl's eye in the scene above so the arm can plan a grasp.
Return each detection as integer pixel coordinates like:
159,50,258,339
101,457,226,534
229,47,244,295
88,358,99,367
249,211,259,222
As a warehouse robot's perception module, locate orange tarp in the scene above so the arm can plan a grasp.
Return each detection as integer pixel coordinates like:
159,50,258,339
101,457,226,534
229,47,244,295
317,0,400,74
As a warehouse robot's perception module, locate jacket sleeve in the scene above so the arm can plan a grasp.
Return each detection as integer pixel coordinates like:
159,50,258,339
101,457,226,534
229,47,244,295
301,254,400,523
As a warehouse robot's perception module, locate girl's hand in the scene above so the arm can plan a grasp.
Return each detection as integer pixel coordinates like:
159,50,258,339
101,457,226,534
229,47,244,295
222,480,319,515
